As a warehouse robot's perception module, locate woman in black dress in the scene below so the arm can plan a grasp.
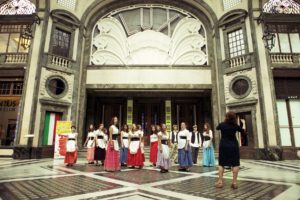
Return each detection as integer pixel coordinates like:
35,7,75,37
215,112,244,189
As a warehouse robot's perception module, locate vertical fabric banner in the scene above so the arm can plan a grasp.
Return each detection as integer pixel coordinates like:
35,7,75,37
165,100,172,131
127,99,133,125
54,121,72,159
43,112,61,145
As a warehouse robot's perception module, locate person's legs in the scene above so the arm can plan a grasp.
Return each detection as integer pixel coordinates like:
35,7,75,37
194,147,199,164
174,144,178,163
215,165,224,188
191,147,196,164
231,166,239,188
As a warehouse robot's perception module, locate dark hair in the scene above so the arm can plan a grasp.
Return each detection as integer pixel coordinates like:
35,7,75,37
204,122,210,134
155,125,161,132
110,116,118,126
121,124,128,132
161,123,167,133
225,112,236,124
98,123,104,130
151,125,157,134
131,123,137,132
71,125,76,129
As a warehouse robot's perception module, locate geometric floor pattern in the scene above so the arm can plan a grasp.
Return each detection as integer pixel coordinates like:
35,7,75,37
98,169,189,184
81,190,183,200
0,158,299,200
0,175,122,200
156,176,290,200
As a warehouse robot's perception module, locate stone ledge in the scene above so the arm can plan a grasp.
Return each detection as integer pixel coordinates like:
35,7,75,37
226,98,258,107
39,98,71,107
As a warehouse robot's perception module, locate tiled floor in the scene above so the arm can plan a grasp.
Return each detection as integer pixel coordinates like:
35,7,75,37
0,158,299,200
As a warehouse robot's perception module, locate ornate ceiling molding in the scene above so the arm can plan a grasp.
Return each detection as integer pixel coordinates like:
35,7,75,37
0,0,36,15
90,5,208,66
90,17,208,66
263,0,300,14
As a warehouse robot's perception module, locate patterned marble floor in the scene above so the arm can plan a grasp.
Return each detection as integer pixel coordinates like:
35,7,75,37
0,157,299,200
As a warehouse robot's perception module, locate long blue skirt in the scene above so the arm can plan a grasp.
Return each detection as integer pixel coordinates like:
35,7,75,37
178,148,193,168
203,145,215,167
120,147,128,164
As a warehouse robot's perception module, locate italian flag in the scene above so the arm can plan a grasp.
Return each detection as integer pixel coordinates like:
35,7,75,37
43,112,61,145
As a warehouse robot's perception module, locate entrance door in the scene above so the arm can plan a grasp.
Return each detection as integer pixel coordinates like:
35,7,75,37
172,98,211,131
134,99,164,145
237,112,254,147
93,98,126,130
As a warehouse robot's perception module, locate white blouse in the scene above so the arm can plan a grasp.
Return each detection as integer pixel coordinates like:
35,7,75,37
158,131,169,140
87,131,95,148
177,129,190,149
203,130,213,139
110,125,119,151
129,131,140,154
66,132,77,152
111,125,119,135
150,133,158,143
94,129,107,149
121,131,129,148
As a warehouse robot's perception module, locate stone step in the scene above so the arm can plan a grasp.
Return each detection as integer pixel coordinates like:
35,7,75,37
0,148,13,158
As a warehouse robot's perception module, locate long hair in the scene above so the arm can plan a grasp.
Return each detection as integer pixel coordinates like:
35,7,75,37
151,125,156,134
131,123,137,132
204,122,211,134
156,125,161,132
225,112,236,124
110,116,118,126
121,124,128,132
161,123,167,133
98,123,104,131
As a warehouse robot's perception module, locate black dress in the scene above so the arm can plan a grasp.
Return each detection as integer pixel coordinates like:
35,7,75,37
216,122,244,167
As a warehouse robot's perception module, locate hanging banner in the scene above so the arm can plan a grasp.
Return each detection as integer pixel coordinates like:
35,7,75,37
127,99,133,125
54,121,72,159
165,100,172,131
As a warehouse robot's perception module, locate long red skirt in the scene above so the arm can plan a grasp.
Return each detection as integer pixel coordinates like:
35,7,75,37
150,141,158,164
104,144,120,171
127,148,144,167
64,151,77,164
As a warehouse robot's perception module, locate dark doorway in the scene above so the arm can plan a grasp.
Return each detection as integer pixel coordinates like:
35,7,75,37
134,99,165,145
237,112,254,147
172,97,212,132
85,97,126,142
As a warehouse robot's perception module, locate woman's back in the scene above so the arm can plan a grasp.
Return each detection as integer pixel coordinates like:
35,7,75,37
217,122,242,141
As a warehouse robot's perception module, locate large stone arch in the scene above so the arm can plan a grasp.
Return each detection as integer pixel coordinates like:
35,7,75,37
73,0,224,148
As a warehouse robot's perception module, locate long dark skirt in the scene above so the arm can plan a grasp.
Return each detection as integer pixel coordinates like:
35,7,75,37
94,147,106,161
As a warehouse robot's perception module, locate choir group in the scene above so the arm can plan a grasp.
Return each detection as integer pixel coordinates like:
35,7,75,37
64,116,216,173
